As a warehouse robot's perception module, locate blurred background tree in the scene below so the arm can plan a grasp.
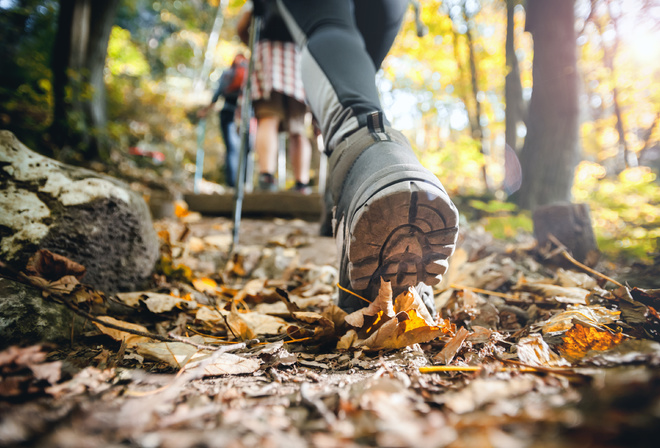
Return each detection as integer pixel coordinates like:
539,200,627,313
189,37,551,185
0,0,658,262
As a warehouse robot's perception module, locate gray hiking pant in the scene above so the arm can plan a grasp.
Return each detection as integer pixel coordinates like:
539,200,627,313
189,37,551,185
276,0,408,151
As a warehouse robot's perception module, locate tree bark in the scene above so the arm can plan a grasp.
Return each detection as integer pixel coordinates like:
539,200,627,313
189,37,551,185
505,0,525,153
463,12,493,191
516,0,580,210
50,0,120,161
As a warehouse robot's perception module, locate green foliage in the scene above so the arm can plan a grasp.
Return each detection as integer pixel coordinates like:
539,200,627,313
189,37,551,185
573,162,660,262
468,199,518,213
107,27,150,77
0,0,58,150
461,198,533,240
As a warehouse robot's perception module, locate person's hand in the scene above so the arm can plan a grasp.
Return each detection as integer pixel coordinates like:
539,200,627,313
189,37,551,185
197,106,210,118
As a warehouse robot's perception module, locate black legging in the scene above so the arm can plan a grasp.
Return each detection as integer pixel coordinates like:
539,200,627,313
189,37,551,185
275,0,408,151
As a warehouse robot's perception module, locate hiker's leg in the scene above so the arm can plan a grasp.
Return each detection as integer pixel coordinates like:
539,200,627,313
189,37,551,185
220,110,240,187
276,0,396,150
354,0,407,70
286,98,311,188
254,99,281,191
277,0,458,313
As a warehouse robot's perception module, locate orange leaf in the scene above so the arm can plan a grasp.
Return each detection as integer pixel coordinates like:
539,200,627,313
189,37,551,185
558,323,625,361
174,200,189,218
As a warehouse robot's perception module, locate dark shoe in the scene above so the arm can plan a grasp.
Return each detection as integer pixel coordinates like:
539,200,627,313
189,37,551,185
293,181,312,195
331,114,459,313
257,173,277,192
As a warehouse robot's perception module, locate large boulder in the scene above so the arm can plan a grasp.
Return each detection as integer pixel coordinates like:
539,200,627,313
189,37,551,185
0,131,159,293
0,278,87,349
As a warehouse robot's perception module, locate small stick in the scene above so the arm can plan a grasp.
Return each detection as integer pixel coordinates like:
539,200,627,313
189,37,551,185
547,234,624,288
336,283,371,304
449,284,519,300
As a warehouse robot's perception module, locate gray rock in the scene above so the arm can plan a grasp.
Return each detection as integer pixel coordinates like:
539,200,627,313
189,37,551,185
0,278,86,349
0,131,159,293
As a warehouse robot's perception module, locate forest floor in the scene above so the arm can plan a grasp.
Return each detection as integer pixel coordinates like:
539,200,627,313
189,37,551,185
2,213,660,448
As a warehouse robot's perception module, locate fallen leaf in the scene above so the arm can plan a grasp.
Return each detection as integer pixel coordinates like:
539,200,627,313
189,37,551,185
94,316,152,347
239,311,288,336
434,326,469,364
45,275,80,295
557,324,625,361
337,329,359,350
115,292,196,313
192,277,218,293
514,282,590,304
183,352,261,376
556,268,597,289
143,294,196,313
195,306,229,323
517,334,570,367
345,281,454,351
0,345,62,398
344,280,395,329
541,305,620,335
25,249,86,281
174,199,189,218
136,341,201,368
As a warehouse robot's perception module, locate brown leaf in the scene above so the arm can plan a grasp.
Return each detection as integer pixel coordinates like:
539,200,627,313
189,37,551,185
184,353,261,376
344,280,395,328
0,345,62,398
25,249,86,281
45,275,80,295
541,305,620,335
344,280,454,351
517,334,570,367
94,316,152,347
434,326,469,364
136,341,200,368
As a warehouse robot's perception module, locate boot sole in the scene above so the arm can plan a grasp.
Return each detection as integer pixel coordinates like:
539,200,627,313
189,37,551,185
346,177,458,295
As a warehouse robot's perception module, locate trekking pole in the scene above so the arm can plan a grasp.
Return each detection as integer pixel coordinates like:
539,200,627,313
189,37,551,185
232,14,261,252
194,117,207,194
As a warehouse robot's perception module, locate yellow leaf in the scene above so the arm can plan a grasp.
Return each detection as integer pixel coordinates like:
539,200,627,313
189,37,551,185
193,277,218,293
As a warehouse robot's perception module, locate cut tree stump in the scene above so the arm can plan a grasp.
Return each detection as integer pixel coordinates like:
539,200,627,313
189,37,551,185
532,202,600,266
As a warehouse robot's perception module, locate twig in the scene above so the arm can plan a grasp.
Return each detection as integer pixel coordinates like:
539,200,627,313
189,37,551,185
300,382,337,427
449,284,519,300
59,299,175,343
5,267,243,350
336,283,371,304
419,365,538,373
547,234,624,288
419,363,581,377
495,355,585,377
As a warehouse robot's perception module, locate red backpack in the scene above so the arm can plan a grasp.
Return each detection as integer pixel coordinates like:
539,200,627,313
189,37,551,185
224,55,248,94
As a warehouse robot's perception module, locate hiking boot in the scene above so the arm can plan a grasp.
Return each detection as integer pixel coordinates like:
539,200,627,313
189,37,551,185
257,172,277,192
331,113,459,314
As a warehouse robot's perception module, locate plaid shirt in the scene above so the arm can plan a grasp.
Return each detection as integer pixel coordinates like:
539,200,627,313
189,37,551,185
251,40,306,105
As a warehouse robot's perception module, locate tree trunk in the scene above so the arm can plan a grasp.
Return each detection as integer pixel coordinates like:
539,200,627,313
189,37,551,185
464,13,493,191
516,0,580,210
50,0,119,161
505,0,525,153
